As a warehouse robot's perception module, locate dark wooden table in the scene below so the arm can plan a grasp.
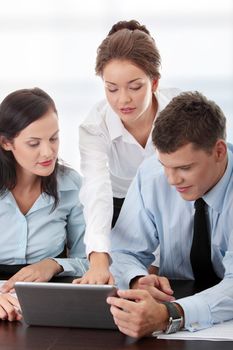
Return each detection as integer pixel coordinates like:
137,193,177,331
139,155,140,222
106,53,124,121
1,320,232,350
0,277,232,350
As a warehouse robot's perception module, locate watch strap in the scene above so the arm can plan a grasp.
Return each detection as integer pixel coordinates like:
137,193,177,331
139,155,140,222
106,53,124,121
162,302,183,334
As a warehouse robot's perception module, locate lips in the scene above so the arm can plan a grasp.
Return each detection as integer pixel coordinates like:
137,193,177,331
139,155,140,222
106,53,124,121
120,107,136,114
176,186,192,193
38,160,53,167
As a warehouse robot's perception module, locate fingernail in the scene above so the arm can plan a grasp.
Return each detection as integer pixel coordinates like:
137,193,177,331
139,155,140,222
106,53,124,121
14,307,22,315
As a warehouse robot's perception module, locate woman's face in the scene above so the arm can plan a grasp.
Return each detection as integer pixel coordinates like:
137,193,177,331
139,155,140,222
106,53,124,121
103,59,157,127
3,109,59,178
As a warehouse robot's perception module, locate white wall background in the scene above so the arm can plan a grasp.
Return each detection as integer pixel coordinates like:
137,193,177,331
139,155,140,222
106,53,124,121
0,0,232,170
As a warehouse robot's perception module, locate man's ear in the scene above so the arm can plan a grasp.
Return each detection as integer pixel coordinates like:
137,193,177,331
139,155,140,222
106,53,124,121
214,139,227,162
0,135,13,151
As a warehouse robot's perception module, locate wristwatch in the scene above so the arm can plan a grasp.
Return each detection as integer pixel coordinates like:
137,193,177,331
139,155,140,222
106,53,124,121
162,302,183,334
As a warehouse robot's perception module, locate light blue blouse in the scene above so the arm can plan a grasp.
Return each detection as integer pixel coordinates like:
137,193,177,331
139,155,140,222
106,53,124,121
0,167,88,276
110,147,233,331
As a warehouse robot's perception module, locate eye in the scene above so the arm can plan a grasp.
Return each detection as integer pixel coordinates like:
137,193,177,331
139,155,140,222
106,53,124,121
106,87,118,93
129,86,142,91
180,166,191,171
27,142,39,148
50,136,59,143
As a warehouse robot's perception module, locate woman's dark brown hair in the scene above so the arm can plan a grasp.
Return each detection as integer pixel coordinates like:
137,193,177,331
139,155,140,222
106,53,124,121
0,87,64,209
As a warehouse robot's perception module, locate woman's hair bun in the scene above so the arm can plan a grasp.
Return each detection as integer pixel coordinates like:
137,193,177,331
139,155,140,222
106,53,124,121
108,20,150,36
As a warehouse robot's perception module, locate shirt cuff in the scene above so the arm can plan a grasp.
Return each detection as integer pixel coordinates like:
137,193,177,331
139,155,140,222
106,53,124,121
176,294,212,331
110,265,148,289
51,258,88,277
85,235,111,256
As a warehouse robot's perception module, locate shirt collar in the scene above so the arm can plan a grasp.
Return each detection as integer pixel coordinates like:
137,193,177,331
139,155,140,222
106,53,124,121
26,169,80,214
105,105,125,141
57,168,81,192
2,168,80,214
203,148,233,213
105,90,167,142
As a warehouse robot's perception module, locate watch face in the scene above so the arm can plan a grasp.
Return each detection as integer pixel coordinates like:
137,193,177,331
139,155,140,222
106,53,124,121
166,317,183,334
162,302,183,334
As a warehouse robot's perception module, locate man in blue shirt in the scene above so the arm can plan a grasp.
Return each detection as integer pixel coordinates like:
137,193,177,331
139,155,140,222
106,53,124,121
107,91,233,338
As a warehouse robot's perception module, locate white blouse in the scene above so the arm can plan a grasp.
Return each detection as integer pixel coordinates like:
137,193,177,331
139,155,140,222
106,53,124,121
79,88,180,255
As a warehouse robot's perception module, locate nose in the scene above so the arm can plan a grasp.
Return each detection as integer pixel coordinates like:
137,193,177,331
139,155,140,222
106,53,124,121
165,168,182,186
40,142,53,158
118,89,132,105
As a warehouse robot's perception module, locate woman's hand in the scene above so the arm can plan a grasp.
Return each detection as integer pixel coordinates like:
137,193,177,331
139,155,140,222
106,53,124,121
73,252,115,285
1,259,63,293
73,266,115,285
0,293,22,321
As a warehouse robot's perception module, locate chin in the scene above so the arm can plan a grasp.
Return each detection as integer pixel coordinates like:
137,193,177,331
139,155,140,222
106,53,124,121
36,168,55,177
179,193,196,202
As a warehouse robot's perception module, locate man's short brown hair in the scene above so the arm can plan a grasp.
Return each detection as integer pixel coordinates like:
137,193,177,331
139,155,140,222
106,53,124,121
152,91,226,153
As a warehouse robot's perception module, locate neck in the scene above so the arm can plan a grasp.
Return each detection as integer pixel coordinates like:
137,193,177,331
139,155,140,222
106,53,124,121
15,166,41,193
206,156,228,195
124,96,158,147
216,156,228,184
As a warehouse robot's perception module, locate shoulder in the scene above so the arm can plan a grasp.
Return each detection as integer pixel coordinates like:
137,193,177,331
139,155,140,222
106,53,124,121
132,155,181,210
57,165,82,192
227,142,233,153
79,99,110,129
138,154,162,175
156,87,181,107
136,155,188,212
136,155,164,188
158,87,181,99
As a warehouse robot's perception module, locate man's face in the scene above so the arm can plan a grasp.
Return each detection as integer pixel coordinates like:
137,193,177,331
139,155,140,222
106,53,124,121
158,142,227,201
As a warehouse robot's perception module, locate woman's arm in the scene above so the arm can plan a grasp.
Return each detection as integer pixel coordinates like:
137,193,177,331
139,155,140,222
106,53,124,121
79,125,113,256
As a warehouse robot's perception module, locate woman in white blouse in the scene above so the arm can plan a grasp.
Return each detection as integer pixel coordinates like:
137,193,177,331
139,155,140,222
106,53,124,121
75,20,179,284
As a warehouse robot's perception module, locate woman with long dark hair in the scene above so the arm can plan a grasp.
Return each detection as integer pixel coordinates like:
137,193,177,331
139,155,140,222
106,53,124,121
0,87,87,321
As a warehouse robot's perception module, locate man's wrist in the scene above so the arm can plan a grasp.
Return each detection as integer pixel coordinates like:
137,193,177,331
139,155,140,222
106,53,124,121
161,302,184,334
173,302,184,328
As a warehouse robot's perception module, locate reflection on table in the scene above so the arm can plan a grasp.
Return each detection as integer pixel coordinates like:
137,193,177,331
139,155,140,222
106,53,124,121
0,276,232,350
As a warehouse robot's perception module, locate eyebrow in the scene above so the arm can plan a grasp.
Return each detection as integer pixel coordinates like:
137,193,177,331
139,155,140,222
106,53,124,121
158,160,194,168
105,78,143,85
26,130,59,140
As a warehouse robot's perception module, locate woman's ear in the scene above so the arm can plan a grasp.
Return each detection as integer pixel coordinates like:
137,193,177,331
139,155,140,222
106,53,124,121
0,135,13,151
152,79,159,93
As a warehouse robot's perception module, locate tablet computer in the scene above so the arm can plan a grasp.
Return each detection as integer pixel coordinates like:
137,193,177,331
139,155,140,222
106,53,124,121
15,282,118,329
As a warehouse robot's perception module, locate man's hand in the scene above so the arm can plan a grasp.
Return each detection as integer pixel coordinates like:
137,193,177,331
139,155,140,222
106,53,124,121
1,259,63,293
0,294,22,321
107,289,169,338
131,275,175,302
73,252,115,285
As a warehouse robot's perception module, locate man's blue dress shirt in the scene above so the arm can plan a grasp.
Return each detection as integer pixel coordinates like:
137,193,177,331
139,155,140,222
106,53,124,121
110,148,233,331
